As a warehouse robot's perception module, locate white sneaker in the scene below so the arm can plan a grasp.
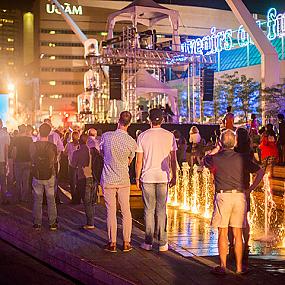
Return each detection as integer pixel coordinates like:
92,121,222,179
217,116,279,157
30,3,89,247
159,243,168,252
140,242,152,251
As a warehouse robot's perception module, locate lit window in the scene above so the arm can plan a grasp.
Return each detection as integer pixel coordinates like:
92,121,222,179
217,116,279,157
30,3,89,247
49,30,56,34
48,43,56,47
49,55,56,60
100,32,108,36
8,62,14,65
0,24,3,27
0,19,14,24
2,10,6,12
49,81,56,86
6,47,14,51
7,38,14,42
50,94,62,99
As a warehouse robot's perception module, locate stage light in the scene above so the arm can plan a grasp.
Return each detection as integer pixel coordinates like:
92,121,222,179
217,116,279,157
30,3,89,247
7,83,15,92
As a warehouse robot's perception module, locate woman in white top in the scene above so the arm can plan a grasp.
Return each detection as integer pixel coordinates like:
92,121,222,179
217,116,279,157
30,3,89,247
189,126,202,166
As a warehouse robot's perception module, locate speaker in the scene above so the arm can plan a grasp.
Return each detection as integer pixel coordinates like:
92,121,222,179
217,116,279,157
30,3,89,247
109,65,122,100
201,68,214,101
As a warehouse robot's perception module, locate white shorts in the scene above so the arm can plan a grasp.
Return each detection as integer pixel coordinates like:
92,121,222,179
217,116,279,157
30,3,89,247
211,192,247,228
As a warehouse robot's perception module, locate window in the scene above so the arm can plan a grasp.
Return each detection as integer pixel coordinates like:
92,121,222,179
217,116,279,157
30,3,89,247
43,93,78,98
49,94,62,99
41,67,87,72
42,80,83,86
41,54,84,60
41,41,83,47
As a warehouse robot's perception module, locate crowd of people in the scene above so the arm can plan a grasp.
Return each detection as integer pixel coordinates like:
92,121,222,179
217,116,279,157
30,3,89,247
0,105,284,275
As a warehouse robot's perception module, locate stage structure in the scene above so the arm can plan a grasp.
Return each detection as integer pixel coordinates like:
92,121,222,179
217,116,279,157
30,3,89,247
50,0,215,123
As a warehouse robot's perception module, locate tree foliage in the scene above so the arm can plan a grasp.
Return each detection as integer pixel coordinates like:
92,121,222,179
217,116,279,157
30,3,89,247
262,84,285,123
213,72,260,123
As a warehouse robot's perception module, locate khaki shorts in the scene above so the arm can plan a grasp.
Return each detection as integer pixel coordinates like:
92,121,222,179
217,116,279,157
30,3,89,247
211,192,247,228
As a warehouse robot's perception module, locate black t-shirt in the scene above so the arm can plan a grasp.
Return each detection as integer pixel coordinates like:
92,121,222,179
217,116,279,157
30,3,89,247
13,136,33,162
204,149,260,191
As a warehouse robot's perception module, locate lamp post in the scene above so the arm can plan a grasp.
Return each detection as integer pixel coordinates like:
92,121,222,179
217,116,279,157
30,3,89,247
8,82,17,116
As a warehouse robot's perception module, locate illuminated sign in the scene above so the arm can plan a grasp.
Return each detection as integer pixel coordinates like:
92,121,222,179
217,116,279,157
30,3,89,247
181,8,285,55
46,2,83,15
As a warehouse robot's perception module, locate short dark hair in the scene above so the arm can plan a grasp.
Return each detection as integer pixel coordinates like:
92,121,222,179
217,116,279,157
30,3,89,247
277,113,284,120
149,108,163,126
226,106,232,112
79,133,88,144
39,123,51,137
18,124,26,134
119,111,132,126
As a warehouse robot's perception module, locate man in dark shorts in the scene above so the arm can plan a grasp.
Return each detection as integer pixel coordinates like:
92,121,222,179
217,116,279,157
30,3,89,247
204,130,264,274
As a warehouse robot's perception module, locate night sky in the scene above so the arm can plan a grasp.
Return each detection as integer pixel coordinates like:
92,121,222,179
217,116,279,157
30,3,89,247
0,0,284,14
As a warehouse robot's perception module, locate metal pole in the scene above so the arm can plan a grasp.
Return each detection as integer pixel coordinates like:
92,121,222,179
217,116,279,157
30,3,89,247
187,63,191,122
192,61,196,122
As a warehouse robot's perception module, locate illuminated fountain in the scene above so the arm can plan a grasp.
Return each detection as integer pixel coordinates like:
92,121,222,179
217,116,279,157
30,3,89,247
168,167,181,206
180,162,191,210
190,165,200,213
168,164,285,256
253,172,277,243
202,167,213,219
168,163,214,218
168,164,285,252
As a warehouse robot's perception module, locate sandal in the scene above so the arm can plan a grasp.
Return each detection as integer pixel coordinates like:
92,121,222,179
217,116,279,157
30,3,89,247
210,266,226,275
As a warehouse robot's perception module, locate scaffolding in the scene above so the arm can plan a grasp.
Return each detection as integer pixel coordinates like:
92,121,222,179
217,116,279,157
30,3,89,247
87,30,215,121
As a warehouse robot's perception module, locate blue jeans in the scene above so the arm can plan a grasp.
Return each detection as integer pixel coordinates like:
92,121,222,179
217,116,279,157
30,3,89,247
0,162,7,203
77,177,95,225
142,183,168,246
32,176,57,225
14,162,31,202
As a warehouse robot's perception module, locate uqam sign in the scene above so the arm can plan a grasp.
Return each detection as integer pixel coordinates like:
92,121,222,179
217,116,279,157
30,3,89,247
181,8,285,55
46,2,83,15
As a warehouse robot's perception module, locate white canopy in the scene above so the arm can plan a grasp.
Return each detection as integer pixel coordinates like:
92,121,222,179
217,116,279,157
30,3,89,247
133,69,179,117
107,0,180,51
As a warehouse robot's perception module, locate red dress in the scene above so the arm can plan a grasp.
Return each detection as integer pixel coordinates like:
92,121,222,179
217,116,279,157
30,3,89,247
259,134,278,160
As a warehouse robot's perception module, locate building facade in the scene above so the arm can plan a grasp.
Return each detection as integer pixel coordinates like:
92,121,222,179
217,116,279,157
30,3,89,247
34,0,242,123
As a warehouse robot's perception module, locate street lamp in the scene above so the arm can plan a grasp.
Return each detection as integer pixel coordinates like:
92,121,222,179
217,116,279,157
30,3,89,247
7,82,18,116
7,83,15,93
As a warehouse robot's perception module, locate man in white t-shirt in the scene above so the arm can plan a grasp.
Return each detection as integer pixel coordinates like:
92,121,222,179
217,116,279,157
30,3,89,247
136,108,177,252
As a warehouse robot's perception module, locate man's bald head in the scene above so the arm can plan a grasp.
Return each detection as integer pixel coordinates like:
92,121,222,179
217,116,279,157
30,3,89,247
220,129,236,149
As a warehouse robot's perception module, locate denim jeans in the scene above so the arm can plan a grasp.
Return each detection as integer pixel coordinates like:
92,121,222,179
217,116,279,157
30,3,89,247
14,162,31,202
32,176,57,225
142,183,168,246
68,165,77,201
77,177,95,226
0,162,7,203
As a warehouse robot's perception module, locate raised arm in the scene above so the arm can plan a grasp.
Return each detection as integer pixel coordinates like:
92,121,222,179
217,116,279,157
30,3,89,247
135,152,143,189
169,150,177,188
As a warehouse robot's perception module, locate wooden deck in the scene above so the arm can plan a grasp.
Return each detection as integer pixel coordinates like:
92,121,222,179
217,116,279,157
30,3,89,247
0,201,284,285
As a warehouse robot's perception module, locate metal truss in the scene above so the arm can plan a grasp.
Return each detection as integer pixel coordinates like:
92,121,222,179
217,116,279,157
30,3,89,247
88,48,215,68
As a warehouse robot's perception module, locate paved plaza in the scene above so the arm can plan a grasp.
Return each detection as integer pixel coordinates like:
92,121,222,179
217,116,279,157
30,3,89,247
0,188,284,285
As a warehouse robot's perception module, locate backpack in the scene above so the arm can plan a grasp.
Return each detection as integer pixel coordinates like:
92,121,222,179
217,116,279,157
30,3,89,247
91,147,104,183
32,142,55,180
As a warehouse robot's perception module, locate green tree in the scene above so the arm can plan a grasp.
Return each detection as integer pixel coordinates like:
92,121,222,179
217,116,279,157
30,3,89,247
215,72,260,123
235,75,261,123
263,84,285,119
